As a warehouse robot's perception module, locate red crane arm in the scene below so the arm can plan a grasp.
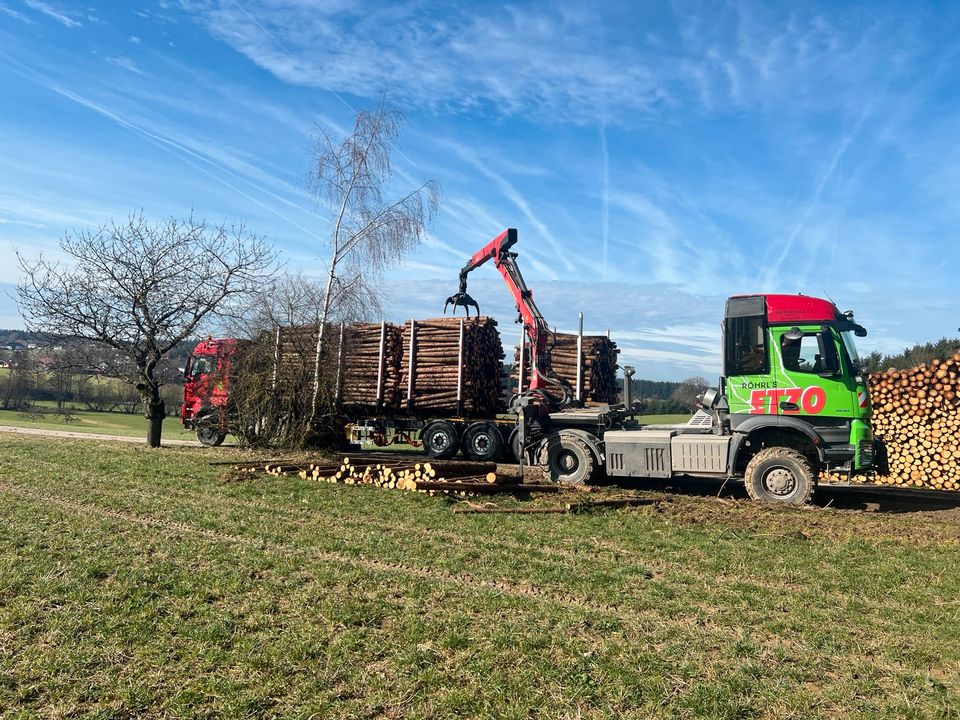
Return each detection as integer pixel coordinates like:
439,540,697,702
445,228,561,396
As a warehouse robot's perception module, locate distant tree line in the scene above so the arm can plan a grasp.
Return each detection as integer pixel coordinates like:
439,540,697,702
863,337,960,374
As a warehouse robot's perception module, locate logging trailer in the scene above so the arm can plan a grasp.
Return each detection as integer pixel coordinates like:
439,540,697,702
182,228,874,504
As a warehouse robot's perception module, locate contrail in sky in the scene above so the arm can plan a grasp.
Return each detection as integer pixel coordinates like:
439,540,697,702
600,124,610,281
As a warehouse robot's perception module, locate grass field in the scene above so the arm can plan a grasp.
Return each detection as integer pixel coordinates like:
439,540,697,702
2,435,960,718
0,407,196,440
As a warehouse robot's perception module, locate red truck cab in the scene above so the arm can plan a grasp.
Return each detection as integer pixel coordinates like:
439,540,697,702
181,338,241,446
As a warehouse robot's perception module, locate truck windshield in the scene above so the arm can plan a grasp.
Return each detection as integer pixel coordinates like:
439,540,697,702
186,356,214,378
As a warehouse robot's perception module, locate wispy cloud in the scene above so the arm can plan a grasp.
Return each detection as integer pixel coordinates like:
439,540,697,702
599,124,610,281
9,63,329,244
0,4,34,24
24,0,82,28
762,98,875,288
438,139,572,277
106,56,143,75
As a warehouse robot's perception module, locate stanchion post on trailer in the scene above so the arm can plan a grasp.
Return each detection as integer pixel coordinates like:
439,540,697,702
518,327,526,393
375,321,386,412
576,312,583,403
407,319,416,412
456,318,464,416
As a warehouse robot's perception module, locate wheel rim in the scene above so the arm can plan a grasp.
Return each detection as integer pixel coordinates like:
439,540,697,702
429,431,451,452
555,449,579,474
472,433,491,453
762,466,797,497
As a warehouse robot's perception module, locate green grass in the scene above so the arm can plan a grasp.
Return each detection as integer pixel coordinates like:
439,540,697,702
0,408,196,441
2,435,960,718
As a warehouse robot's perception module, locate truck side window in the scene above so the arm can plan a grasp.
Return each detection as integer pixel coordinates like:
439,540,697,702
725,316,768,375
781,335,820,373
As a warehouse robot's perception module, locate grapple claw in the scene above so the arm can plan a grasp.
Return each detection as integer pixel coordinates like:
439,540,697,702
444,291,480,317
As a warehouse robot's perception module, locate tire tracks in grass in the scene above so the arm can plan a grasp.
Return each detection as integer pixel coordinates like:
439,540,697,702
4,474,936,624
11,469,664,579
2,482,925,663
0,481,619,615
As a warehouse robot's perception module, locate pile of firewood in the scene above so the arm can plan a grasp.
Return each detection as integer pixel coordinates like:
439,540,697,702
513,333,620,403
397,317,505,415
823,351,960,490
233,456,559,496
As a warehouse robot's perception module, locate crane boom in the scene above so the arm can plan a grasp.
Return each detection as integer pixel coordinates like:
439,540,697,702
444,228,570,403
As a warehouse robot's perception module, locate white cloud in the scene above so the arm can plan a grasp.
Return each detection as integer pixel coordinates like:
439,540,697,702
24,0,82,28
0,4,34,23
106,56,143,75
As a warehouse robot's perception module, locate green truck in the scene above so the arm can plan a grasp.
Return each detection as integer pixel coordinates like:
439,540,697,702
528,293,873,505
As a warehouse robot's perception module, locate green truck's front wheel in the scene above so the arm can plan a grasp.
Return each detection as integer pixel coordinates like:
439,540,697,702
743,447,815,505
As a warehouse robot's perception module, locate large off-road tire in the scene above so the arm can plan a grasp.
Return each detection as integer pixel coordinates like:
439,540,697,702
462,422,504,462
421,420,459,460
743,447,815,505
538,432,596,486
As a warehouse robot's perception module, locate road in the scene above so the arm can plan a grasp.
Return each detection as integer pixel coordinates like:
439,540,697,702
0,425,202,447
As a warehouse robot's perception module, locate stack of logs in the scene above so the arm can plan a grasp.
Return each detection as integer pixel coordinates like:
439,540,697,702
330,317,504,415
513,333,620,403
823,350,960,490
237,456,559,496
338,323,405,410
398,317,505,415
272,317,507,415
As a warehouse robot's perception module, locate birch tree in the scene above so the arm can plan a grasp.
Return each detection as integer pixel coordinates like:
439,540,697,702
309,101,440,416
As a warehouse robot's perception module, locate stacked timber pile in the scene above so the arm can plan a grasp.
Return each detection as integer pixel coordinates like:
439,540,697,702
823,351,960,490
339,323,404,410
397,317,505,415
274,324,322,392
272,317,507,415
232,456,559,496
513,333,620,403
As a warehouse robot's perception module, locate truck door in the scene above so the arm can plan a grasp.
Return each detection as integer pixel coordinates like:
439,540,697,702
770,326,856,421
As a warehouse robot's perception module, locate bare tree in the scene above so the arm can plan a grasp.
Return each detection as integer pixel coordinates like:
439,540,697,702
309,100,440,417
672,376,711,412
226,270,382,340
17,212,275,447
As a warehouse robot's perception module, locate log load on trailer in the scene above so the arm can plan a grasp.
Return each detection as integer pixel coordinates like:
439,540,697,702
180,317,516,459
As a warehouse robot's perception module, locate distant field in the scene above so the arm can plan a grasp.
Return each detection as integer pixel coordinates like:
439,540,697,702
0,408,196,440
0,408,691,444
1,435,959,717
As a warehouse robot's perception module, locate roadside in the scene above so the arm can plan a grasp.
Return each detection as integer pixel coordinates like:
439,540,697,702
0,425,203,447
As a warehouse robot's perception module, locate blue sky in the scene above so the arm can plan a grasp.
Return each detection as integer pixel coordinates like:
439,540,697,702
1,1,958,380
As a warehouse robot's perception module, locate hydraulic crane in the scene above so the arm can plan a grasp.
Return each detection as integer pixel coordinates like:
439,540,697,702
444,228,572,409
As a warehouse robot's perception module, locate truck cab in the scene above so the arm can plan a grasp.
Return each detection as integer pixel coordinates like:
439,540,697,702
540,293,872,504
181,338,241,446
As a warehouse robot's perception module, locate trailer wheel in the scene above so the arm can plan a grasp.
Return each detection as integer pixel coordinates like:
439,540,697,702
744,447,815,505
422,421,459,460
538,432,596,485
463,422,504,462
